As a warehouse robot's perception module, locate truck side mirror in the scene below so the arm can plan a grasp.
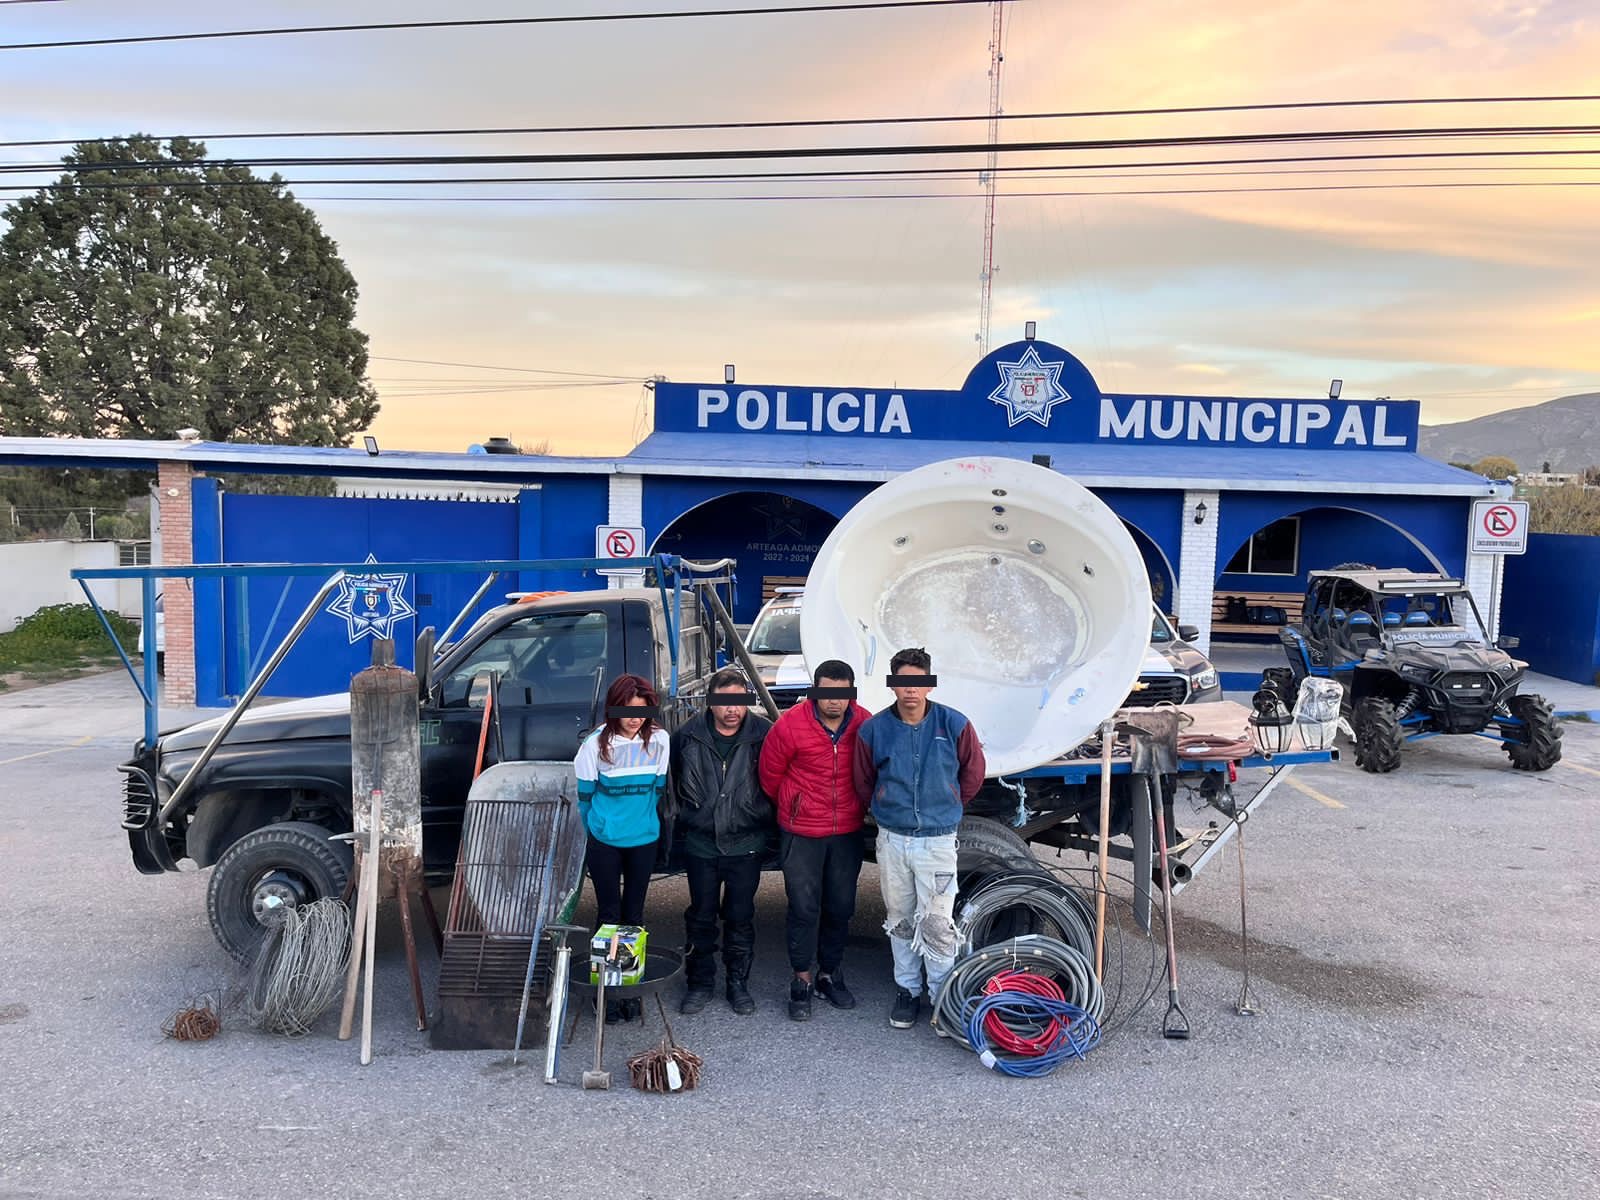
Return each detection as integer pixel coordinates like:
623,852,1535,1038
1178,624,1201,642
414,626,436,698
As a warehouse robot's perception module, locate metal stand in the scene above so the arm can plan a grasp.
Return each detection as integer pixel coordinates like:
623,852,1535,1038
1232,814,1264,1017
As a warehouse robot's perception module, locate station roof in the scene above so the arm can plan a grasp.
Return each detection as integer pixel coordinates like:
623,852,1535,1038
624,431,1496,497
0,431,1497,497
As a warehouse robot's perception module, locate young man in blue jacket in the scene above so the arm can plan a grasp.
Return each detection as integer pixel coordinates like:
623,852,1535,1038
852,647,986,1030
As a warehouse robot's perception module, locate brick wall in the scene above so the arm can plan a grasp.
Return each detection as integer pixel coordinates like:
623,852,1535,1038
1176,490,1221,653
156,461,197,704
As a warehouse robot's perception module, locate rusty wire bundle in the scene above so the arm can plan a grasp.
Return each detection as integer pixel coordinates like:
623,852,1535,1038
626,996,703,1093
162,992,223,1042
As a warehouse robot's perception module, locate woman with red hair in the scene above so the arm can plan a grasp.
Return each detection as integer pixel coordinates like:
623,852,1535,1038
575,673,670,1022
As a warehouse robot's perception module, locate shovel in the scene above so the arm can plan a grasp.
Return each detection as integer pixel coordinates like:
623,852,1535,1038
583,933,620,1090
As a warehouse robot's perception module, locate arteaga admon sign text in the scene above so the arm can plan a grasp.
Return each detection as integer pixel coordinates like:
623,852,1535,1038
652,339,1419,452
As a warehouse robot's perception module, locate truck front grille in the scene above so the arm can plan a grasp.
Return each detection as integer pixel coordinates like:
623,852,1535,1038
1126,675,1189,707
119,767,157,830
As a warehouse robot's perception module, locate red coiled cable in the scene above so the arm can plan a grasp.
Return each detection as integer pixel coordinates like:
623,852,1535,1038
981,970,1068,1056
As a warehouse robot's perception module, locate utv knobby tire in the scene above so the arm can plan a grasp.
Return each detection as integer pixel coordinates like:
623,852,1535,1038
1504,693,1563,772
1353,698,1404,774
206,821,352,962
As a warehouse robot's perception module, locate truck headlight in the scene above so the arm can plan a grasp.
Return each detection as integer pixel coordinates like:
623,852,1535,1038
1192,667,1218,691
1398,663,1434,682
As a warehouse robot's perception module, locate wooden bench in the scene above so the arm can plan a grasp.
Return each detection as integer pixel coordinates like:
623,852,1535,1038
1211,590,1304,637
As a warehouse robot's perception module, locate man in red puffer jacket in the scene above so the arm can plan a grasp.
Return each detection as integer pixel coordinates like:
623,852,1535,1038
758,658,871,1022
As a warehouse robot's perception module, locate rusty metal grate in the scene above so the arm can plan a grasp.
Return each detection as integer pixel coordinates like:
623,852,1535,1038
436,762,586,1001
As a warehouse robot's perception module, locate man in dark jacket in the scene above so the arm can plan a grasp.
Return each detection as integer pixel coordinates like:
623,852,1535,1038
853,647,986,1031
758,659,871,1022
670,667,774,1015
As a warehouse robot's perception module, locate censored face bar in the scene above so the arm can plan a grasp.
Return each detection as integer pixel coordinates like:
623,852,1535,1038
886,675,937,688
705,692,763,706
808,687,857,700
607,705,662,720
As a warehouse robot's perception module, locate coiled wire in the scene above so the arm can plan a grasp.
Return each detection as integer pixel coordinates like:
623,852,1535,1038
241,897,352,1037
932,933,1106,1044
955,869,1096,959
967,972,1102,1078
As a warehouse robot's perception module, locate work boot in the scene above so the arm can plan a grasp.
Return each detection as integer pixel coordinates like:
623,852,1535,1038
604,998,625,1025
622,997,642,1022
788,976,814,1022
814,970,856,1010
726,976,756,1016
889,988,920,1030
680,982,714,1015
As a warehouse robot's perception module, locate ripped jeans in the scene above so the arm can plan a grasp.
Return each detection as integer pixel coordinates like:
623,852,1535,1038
876,829,960,998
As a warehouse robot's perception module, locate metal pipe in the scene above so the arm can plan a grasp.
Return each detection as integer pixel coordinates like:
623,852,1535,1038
158,571,347,826
76,578,151,711
436,570,501,653
700,583,779,721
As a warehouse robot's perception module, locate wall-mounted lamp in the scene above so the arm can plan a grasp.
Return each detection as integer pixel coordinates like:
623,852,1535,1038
1193,500,1208,526
724,364,736,384
363,435,380,457
1024,321,1037,341
1328,378,1343,401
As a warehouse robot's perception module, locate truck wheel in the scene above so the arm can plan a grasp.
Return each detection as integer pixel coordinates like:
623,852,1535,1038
1353,698,1404,773
956,815,1039,877
1503,693,1563,772
206,821,352,962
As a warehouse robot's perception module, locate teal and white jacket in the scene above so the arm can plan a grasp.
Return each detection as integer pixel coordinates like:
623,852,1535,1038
574,726,671,849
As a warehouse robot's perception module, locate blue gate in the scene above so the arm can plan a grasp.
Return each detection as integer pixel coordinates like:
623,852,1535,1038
202,490,521,703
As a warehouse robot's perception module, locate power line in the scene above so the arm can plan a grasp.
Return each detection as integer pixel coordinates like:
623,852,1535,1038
370,354,644,380
4,122,1597,177
8,94,1600,151
4,147,1597,195
0,0,1002,52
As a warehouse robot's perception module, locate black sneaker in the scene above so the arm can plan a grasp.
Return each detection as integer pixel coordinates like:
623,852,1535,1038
788,977,813,1022
726,978,756,1016
814,970,856,1010
889,988,920,1029
679,985,713,1016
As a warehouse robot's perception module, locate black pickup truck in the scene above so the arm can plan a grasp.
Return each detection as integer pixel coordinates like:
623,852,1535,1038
120,587,717,958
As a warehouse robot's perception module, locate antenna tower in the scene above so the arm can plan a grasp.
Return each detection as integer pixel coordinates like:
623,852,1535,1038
977,1,1005,357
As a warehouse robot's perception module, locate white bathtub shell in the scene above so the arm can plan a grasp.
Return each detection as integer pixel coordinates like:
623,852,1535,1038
800,456,1152,777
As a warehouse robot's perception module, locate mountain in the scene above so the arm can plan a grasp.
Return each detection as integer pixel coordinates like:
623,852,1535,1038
1419,392,1600,472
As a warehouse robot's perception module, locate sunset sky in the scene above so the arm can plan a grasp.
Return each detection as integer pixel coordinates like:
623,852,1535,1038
4,0,1598,455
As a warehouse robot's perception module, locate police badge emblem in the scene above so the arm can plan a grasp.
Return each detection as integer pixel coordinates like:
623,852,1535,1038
987,345,1071,427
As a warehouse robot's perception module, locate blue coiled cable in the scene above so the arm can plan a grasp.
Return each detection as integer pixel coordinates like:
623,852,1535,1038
966,990,1103,1079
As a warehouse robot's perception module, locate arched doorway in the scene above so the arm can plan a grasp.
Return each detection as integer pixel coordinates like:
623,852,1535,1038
1122,521,1176,613
1214,504,1449,641
651,491,840,624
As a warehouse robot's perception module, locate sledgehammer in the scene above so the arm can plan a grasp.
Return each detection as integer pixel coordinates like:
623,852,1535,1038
583,933,620,1090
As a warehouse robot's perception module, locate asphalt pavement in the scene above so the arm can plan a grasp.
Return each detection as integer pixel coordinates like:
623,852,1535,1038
1,672,1597,1200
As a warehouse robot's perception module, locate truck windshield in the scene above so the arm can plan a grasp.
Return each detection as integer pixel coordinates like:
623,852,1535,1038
438,610,609,707
747,606,801,655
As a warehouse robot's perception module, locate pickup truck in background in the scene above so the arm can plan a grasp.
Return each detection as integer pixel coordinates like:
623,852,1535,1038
119,586,719,959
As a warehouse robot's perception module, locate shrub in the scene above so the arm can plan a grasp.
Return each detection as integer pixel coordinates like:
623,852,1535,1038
0,603,140,672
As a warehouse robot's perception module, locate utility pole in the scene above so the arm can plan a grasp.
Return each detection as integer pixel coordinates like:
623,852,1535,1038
977,0,1005,358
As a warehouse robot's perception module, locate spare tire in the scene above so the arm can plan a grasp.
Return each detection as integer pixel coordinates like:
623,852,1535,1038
956,815,1038,876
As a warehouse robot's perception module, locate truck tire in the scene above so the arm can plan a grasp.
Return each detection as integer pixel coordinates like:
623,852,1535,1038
1353,697,1404,774
956,815,1039,876
1503,693,1563,772
206,821,352,962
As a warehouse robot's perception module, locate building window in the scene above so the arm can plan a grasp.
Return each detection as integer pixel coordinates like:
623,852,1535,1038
1225,517,1300,576
118,541,152,566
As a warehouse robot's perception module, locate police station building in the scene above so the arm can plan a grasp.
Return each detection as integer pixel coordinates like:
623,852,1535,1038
0,334,1508,705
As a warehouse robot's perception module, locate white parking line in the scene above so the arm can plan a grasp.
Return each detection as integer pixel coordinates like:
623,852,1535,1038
1557,759,1600,780
0,735,94,766
1288,775,1346,809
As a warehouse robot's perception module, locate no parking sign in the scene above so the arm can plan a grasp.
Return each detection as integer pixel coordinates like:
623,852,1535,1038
596,524,646,577
1469,499,1528,555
